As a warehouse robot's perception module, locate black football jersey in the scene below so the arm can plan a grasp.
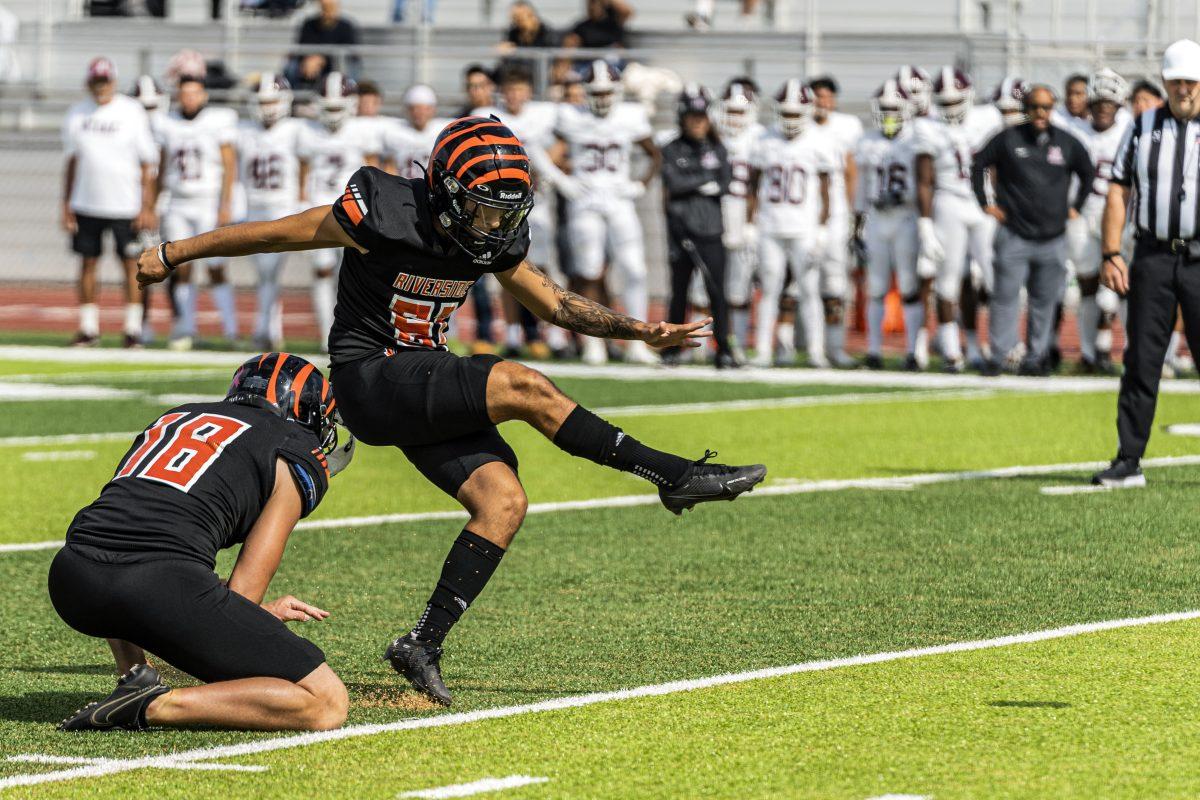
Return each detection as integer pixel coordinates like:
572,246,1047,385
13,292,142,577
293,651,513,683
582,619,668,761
67,402,329,568
328,167,530,363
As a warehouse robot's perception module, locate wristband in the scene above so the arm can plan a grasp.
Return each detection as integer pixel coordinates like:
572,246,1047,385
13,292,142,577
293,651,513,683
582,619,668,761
157,241,176,272
1102,251,1121,263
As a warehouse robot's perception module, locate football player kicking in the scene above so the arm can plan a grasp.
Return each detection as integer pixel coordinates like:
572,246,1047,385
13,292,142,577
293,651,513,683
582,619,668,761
137,117,767,707
51,354,354,732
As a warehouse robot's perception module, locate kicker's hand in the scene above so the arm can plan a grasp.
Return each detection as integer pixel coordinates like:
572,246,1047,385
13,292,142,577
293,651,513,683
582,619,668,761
136,245,170,289
262,595,330,623
642,318,714,349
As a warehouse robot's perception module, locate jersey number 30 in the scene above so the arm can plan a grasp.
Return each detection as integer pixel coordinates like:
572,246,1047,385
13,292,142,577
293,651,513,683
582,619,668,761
117,412,251,492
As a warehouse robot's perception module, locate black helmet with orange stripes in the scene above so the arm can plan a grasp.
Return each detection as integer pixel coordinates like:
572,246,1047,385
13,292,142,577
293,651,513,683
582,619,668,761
427,115,533,265
226,353,337,456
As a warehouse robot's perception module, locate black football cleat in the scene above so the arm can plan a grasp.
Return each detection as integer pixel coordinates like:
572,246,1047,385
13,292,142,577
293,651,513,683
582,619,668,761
58,664,169,732
862,353,884,371
1091,456,1146,488
659,450,767,516
384,633,452,706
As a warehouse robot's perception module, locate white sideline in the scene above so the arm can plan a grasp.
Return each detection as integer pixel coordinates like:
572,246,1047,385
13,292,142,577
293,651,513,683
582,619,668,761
0,382,137,402
1,610,1196,792
398,775,550,798
0,431,138,448
5,454,1200,553
1166,423,1200,437
1040,485,1116,496
6,344,1200,394
20,450,97,462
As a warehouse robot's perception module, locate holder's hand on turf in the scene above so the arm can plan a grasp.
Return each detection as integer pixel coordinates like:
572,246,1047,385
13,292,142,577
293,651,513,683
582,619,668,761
262,595,330,623
642,318,714,350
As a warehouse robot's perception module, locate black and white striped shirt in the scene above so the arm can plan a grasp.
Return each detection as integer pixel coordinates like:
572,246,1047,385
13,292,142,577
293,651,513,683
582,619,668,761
1112,106,1200,241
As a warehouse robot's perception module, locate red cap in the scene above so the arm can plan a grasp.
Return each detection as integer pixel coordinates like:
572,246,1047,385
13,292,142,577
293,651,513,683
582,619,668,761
86,57,116,83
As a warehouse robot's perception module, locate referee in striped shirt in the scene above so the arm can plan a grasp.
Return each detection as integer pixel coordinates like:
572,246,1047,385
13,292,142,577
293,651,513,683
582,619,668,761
1095,39,1200,487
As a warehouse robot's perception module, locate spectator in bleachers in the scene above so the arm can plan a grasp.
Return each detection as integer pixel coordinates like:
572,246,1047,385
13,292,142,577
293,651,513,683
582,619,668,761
562,0,632,50
61,57,159,348
457,64,495,117
1130,79,1164,116
500,1,558,51
290,0,360,91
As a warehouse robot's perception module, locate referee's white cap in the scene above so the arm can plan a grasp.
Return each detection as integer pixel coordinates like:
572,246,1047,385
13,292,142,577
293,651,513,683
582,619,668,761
1162,39,1200,81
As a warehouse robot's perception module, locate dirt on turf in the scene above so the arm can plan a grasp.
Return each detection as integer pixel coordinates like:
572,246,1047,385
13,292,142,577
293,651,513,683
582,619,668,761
348,683,442,712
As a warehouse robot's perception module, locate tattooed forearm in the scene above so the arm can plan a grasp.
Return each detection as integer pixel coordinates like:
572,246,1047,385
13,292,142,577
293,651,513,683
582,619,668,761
526,264,646,340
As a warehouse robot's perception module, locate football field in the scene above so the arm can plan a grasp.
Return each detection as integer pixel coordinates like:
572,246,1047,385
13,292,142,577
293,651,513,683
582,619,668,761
2,345,1200,798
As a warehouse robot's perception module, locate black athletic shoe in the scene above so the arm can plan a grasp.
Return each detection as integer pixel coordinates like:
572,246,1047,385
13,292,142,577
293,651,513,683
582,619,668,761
714,352,740,370
1091,456,1146,488
659,450,767,516
384,633,452,706
979,359,1002,377
58,664,169,732
1095,351,1117,376
903,354,921,372
863,353,884,370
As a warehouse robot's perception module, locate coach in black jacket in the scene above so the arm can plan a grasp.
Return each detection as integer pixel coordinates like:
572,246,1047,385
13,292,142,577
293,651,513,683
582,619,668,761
660,85,735,368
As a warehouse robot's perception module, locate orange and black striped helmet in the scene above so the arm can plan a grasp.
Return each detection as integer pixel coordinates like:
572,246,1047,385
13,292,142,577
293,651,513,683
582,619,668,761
427,115,533,264
226,353,338,455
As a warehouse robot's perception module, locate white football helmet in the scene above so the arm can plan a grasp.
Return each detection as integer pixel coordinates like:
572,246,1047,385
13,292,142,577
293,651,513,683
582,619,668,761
582,59,622,117
1088,67,1129,106
932,66,973,125
252,73,293,127
318,72,357,130
130,74,166,116
774,79,815,139
716,77,759,138
872,78,912,138
895,64,932,116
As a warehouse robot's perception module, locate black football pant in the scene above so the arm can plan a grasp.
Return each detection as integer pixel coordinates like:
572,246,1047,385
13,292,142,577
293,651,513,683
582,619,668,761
1117,241,1200,459
667,234,730,356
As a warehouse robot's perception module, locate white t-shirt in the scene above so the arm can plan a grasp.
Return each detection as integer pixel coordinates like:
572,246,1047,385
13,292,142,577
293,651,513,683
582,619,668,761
382,118,451,181
915,118,976,200
62,94,158,218
812,111,864,218
237,117,306,211
156,106,239,204
750,126,837,236
855,128,923,213
555,102,653,199
298,117,380,205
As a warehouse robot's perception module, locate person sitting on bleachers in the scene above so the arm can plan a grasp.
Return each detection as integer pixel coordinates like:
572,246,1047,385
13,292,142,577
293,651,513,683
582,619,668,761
562,0,632,50
288,0,360,91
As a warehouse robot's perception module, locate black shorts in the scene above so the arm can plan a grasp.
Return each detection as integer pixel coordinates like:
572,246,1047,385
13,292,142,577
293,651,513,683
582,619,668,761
47,545,325,684
72,214,135,259
331,350,518,498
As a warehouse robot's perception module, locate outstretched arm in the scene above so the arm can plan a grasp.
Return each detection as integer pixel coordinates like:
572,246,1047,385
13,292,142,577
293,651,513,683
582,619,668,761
496,260,712,348
136,205,361,288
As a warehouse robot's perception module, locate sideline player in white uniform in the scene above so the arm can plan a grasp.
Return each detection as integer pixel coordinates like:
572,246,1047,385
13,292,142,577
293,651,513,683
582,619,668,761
238,74,305,351
1070,68,1131,373
297,72,380,350
915,67,994,372
895,65,937,366
809,75,863,368
382,84,451,180
856,79,925,370
714,77,765,364
153,75,238,349
548,60,663,365
62,58,158,348
745,80,833,368
473,64,570,358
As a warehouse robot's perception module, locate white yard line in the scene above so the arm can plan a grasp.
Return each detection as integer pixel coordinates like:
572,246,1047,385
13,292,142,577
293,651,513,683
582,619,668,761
1,610,1195,792
398,775,550,798
0,382,138,402
20,450,96,462
6,454,1200,554
1165,423,1200,436
6,755,266,772
2,368,231,384
866,795,932,800
0,346,304,368
0,431,138,448
1040,485,1117,496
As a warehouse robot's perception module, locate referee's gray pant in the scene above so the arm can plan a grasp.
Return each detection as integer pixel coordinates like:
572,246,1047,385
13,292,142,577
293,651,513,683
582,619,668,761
989,227,1068,366
1116,239,1200,459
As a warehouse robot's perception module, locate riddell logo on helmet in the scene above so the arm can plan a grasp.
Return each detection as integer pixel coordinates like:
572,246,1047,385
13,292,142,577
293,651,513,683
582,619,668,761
498,191,523,200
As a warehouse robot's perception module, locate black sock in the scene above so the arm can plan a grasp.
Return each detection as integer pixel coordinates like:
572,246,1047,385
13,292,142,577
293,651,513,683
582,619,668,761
552,405,690,488
411,530,505,645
